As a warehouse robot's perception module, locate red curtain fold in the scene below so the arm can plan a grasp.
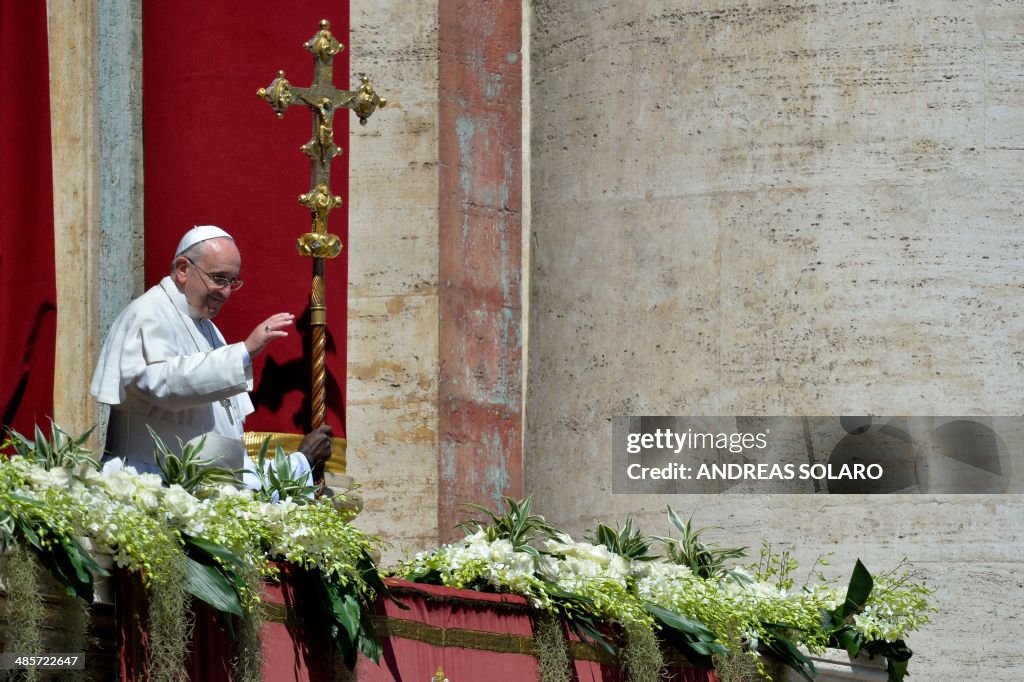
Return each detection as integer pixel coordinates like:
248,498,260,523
357,580,544,681
116,571,720,681
0,0,58,437
142,1,350,438
357,580,720,682
117,563,345,682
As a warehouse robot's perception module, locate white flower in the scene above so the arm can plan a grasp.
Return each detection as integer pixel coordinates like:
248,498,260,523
580,542,613,566
135,472,164,492
488,539,515,564
607,554,630,579
507,552,536,577
543,532,574,554
163,484,198,521
78,467,104,486
537,554,560,581
137,489,161,512
28,466,70,489
103,470,138,500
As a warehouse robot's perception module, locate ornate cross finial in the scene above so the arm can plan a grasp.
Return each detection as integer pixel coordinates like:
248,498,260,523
257,19,387,257
256,20,386,434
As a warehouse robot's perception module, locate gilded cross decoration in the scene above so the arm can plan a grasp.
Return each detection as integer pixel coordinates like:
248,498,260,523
257,19,386,436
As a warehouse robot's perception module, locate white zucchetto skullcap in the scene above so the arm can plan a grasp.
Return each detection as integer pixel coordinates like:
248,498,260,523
174,225,234,257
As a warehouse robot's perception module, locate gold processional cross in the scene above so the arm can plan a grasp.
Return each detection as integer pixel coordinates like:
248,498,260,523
257,19,385,438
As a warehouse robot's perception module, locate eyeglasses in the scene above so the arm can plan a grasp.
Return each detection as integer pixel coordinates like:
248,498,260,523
185,257,244,291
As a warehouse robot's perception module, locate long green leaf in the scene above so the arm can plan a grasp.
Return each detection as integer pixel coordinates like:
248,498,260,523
645,603,721,644
565,613,617,658
357,608,383,662
357,551,406,609
18,521,42,550
33,425,50,466
185,535,245,571
644,602,727,668
861,638,912,682
835,626,865,656
763,630,816,682
184,555,242,616
69,536,109,576
842,559,873,618
31,539,94,602
315,572,360,669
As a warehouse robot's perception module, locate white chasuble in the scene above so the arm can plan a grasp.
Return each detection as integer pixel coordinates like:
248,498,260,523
90,276,254,470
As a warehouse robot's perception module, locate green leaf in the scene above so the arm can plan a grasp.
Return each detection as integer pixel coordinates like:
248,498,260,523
566,613,617,658
184,555,242,616
357,551,406,609
644,602,727,667
71,426,95,449
886,655,910,682
763,630,816,682
34,425,50,466
645,603,720,644
835,626,865,656
337,592,363,642
882,639,912,663
185,535,245,571
68,536,110,577
18,522,42,550
319,575,361,643
31,538,94,602
357,608,383,662
315,571,362,669
860,638,912,682
842,559,874,618
666,505,686,535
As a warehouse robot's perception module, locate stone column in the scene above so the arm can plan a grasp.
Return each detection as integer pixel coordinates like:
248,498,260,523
347,0,443,559
47,0,101,439
47,0,143,445
437,0,525,541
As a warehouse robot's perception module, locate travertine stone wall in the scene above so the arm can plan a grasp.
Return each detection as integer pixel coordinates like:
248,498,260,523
50,0,145,444
527,2,1024,679
96,0,145,449
47,0,101,437
348,3,440,560
97,0,145,329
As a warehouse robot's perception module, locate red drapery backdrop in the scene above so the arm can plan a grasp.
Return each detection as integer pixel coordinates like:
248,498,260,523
117,572,720,682
356,581,720,682
0,1,57,436
142,1,350,439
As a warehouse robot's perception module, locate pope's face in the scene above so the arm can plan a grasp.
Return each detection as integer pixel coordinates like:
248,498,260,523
174,238,242,319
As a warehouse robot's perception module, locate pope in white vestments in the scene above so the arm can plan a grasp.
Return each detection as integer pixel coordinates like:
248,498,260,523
90,225,332,488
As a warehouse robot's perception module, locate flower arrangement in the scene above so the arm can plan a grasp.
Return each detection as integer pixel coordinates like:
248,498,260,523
397,497,934,682
0,424,386,681
1,425,933,682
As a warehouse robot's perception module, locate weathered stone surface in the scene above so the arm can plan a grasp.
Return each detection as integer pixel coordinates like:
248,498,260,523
348,1,440,563
437,0,524,541
47,0,103,440
527,1,1024,679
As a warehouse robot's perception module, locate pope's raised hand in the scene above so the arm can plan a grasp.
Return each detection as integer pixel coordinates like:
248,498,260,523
244,312,295,358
